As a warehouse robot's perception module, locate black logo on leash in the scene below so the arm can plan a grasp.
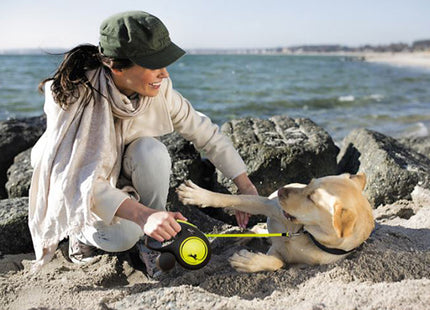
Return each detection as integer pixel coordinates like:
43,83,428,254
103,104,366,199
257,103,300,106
188,253,198,260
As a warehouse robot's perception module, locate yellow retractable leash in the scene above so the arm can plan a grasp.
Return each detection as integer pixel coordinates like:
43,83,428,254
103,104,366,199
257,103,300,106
145,220,211,271
144,220,295,271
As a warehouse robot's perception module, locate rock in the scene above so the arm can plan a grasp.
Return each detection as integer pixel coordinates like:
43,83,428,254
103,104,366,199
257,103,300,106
160,132,206,191
0,253,34,273
399,135,430,159
0,197,33,254
219,116,340,196
6,149,32,198
208,116,340,227
373,199,420,222
338,129,430,207
0,116,46,198
411,186,430,208
160,133,225,231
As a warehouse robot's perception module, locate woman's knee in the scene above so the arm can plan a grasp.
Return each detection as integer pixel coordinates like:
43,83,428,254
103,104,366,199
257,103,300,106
107,230,141,252
123,137,171,177
81,220,142,252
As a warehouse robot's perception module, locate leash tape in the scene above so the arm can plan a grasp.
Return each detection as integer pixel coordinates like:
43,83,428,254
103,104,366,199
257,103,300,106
205,232,291,238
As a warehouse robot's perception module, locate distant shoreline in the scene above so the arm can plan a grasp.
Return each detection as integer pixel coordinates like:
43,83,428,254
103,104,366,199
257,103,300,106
360,51,430,69
286,51,430,70
1,49,430,70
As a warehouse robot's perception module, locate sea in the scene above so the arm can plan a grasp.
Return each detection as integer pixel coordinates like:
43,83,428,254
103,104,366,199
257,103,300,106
1,54,429,143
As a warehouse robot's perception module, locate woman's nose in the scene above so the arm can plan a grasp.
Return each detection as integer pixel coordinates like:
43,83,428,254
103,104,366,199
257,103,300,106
159,68,169,78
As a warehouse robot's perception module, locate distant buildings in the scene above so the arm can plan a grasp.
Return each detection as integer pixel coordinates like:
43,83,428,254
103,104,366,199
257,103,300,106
412,40,430,51
2,40,430,55
188,40,430,55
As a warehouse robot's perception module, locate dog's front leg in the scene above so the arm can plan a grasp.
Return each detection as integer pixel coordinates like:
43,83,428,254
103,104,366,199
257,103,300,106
229,247,284,273
177,180,281,218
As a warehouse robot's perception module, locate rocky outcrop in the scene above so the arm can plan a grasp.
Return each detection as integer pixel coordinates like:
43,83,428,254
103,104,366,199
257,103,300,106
219,116,339,196
6,149,32,198
338,129,430,207
0,197,32,254
0,116,46,198
1,115,429,255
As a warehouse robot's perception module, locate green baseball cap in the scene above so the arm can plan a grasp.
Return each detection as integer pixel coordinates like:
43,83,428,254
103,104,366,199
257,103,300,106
99,11,185,69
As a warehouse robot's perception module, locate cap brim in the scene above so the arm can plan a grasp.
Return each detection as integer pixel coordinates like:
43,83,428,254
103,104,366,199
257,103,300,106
130,42,186,69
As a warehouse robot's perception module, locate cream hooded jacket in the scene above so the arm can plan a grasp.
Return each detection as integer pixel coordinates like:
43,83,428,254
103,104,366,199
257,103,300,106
30,70,246,268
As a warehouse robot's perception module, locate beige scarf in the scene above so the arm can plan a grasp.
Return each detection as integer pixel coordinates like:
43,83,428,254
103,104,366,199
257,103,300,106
29,66,148,271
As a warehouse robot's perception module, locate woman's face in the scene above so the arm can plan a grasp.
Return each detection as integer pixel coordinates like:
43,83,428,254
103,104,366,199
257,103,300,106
111,64,169,97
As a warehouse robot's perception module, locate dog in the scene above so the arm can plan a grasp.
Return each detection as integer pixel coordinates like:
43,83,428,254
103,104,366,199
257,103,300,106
177,173,374,273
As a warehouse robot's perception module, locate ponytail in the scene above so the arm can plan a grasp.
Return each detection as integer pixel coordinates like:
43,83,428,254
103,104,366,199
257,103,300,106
39,44,133,110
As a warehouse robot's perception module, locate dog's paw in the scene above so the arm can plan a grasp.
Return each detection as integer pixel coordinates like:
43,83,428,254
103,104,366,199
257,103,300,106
176,180,210,207
229,249,284,273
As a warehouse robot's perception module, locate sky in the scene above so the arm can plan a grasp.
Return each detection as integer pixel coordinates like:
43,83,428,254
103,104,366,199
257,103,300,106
1,0,429,50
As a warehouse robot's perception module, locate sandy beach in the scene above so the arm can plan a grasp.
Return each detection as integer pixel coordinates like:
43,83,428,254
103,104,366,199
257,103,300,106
1,186,430,310
363,51,430,69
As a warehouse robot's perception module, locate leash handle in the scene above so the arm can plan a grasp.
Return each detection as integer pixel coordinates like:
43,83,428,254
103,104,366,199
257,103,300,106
143,219,195,251
144,235,174,252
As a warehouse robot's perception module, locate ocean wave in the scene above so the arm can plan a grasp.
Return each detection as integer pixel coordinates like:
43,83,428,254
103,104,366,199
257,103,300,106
367,94,385,102
402,122,429,138
338,95,355,102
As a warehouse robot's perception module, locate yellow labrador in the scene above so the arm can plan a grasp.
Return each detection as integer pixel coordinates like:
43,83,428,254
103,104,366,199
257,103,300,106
177,173,374,272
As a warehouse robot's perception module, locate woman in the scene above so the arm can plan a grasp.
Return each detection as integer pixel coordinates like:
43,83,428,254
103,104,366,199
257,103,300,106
29,11,257,274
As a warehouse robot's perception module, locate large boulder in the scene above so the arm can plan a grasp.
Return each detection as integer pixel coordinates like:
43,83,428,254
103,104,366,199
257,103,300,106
160,133,225,232
0,115,341,241
218,116,340,196
0,197,33,254
338,129,430,207
6,148,33,198
0,116,46,198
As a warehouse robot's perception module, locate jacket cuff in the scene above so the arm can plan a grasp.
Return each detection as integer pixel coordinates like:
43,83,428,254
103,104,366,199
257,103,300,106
209,149,248,180
92,181,130,224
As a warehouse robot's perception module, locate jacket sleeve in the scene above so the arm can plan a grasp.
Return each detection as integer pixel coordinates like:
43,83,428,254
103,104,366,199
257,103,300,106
91,180,130,224
165,79,247,180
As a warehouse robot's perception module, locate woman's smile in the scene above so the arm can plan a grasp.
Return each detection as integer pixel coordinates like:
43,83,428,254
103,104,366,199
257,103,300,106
149,81,162,89
112,65,169,97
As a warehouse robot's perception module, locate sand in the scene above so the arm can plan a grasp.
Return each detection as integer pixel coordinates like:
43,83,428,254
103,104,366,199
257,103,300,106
1,186,429,310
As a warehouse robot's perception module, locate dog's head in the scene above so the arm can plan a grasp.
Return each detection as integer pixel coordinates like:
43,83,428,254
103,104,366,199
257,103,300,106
278,173,374,246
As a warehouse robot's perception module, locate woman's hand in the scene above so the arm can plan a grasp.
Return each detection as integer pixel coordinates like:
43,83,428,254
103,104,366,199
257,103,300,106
143,211,187,242
115,198,187,242
233,173,259,228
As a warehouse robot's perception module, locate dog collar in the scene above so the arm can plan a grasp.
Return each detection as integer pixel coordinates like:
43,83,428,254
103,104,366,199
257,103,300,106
304,230,357,255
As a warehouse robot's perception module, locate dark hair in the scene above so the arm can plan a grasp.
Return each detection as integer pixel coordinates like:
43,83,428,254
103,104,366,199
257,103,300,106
39,44,134,109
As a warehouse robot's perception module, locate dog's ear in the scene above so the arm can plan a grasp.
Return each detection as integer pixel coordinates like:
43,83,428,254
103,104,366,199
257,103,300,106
333,202,357,238
349,172,366,191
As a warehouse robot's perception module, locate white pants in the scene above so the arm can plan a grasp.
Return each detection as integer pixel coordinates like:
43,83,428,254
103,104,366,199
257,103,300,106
76,137,171,252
